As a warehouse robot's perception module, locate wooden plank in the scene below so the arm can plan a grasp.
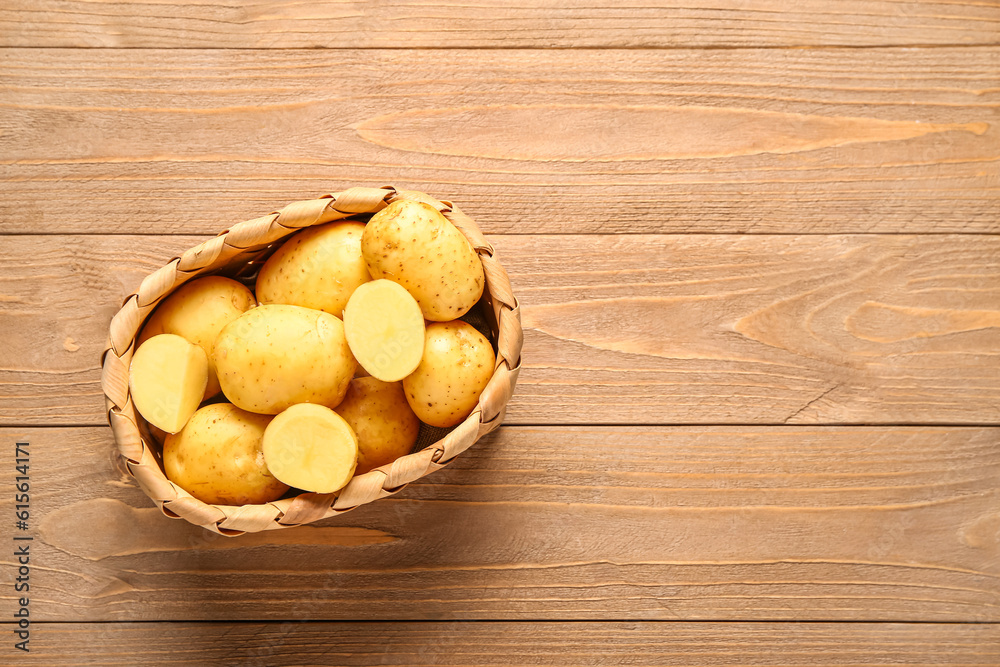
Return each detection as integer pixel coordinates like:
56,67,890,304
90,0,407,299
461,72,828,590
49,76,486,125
1,48,997,235
4,1,1000,49
2,425,998,622
2,234,999,426
14,621,1000,666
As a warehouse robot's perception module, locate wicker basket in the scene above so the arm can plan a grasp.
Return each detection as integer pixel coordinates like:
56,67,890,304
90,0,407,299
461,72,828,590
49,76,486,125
100,186,522,535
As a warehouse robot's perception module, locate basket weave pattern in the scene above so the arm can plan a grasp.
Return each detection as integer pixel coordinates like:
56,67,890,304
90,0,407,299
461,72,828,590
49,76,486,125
100,186,522,535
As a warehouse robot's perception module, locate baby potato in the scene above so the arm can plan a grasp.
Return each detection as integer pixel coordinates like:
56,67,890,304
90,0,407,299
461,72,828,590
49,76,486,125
129,334,208,434
256,221,370,318
163,403,288,505
362,200,485,321
343,279,425,382
336,377,420,475
138,276,255,399
402,321,496,428
213,304,356,414
262,403,358,493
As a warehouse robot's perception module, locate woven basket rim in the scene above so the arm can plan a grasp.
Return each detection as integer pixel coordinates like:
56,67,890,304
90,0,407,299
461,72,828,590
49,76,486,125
100,186,522,535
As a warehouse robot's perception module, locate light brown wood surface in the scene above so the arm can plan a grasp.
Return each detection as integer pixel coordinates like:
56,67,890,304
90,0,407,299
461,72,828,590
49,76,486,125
2,48,998,235
2,3,998,664
18,621,1000,666
2,425,998,622
3,234,998,426
4,1,1000,49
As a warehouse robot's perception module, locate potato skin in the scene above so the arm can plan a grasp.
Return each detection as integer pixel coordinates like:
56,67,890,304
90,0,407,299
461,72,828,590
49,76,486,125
362,200,485,321
137,276,255,399
402,321,496,428
256,221,370,318
213,304,356,414
163,403,288,505
336,377,420,475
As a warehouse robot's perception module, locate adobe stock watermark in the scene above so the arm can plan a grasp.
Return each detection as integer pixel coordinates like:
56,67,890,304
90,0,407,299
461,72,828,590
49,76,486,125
365,329,416,378
11,440,32,653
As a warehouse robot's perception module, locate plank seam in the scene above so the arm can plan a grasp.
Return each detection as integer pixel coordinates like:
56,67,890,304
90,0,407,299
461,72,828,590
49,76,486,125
0,44,998,51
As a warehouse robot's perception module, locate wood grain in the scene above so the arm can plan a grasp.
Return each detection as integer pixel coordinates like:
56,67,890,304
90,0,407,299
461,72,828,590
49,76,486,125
4,1,1000,49
1,48,997,235
4,0,998,656
17,621,1000,666
2,234,998,426
2,425,997,622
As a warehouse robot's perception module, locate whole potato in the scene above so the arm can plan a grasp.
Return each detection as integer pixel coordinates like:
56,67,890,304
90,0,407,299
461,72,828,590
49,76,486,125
214,304,356,414
138,276,255,399
256,221,370,318
402,321,496,428
336,377,420,474
362,200,484,321
163,403,288,505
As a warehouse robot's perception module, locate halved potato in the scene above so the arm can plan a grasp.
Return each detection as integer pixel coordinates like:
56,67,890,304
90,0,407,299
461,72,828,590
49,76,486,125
137,276,255,399
343,279,425,382
262,403,358,493
129,334,208,433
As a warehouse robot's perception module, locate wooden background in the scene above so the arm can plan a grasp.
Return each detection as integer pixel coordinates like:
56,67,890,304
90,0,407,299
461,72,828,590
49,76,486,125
2,2,999,664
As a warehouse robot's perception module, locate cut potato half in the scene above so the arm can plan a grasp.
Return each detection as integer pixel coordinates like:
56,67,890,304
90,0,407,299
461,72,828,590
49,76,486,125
262,403,359,493
136,276,255,400
129,333,209,434
343,279,425,382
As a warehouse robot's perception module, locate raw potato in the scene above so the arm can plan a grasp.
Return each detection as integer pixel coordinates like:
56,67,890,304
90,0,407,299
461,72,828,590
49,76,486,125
262,403,358,493
213,304,356,414
129,334,209,434
137,276,255,399
163,403,288,505
402,321,496,428
362,200,485,321
343,279,425,382
336,377,420,475
256,221,370,318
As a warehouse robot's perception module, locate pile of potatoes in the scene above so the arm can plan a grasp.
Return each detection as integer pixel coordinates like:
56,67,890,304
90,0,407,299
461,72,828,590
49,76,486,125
129,201,496,506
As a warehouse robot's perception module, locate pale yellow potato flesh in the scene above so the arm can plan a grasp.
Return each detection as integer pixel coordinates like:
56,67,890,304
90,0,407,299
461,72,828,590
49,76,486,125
262,403,358,493
256,221,370,318
213,304,356,414
163,403,288,506
343,279,425,382
402,321,496,428
336,377,420,475
362,200,485,322
129,334,209,434
137,276,255,399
